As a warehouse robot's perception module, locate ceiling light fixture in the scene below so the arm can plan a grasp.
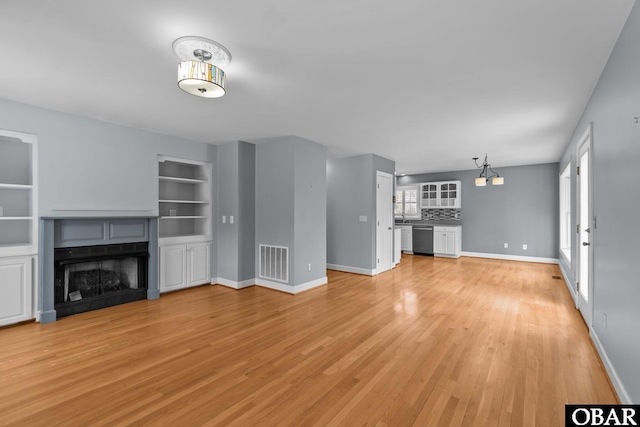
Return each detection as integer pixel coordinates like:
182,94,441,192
473,155,504,186
172,36,231,98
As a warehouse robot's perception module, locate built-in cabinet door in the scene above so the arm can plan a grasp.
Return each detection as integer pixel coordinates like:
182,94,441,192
439,182,460,208
444,232,457,254
433,231,445,254
434,227,461,258
0,256,33,326
160,245,187,292
187,242,210,287
400,228,412,252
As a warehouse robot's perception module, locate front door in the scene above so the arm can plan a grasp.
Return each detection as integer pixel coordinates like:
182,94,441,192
576,125,593,326
376,171,393,274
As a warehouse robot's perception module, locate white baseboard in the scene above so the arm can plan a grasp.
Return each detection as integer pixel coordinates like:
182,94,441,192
461,252,559,264
214,277,255,290
255,277,328,294
327,263,377,276
590,328,631,404
558,262,577,307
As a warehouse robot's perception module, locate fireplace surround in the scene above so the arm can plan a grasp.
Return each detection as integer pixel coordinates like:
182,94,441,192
39,217,159,323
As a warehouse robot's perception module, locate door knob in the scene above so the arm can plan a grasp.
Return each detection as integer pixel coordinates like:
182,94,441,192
582,242,590,246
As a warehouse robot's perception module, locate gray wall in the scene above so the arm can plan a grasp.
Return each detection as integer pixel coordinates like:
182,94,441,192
327,154,395,270
0,98,218,278
216,141,256,283
558,1,640,403
0,99,213,219
293,140,327,285
255,136,327,287
238,142,256,282
397,163,559,259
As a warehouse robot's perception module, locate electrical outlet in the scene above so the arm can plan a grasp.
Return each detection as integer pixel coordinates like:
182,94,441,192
603,313,607,330
222,215,226,223
522,244,528,250
504,243,508,249
308,263,312,272
359,215,367,222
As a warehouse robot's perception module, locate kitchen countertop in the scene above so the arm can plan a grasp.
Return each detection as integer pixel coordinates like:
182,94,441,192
395,221,462,227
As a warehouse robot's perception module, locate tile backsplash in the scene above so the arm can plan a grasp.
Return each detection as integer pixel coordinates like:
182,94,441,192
422,208,461,221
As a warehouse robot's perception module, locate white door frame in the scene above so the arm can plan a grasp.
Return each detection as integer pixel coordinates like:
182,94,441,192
376,171,394,274
576,123,594,327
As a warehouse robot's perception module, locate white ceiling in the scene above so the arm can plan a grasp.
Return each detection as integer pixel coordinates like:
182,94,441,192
0,0,634,174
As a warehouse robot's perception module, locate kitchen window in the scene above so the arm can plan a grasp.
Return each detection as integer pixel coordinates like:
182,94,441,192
559,163,571,263
395,186,420,220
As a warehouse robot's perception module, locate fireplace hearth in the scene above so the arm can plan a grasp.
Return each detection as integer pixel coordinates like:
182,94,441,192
54,242,148,318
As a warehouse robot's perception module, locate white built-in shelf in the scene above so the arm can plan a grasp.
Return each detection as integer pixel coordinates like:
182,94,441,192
0,183,32,190
0,130,37,257
159,199,209,204
158,155,212,242
159,176,207,184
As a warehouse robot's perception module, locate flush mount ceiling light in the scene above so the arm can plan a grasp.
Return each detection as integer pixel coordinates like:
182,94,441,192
172,36,231,98
473,155,504,186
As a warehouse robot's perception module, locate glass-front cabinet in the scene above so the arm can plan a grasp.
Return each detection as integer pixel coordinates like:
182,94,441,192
421,184,438,207
420,181,461,209
439,181,459,208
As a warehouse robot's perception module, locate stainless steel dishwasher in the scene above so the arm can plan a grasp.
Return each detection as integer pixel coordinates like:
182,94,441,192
412,226,434,255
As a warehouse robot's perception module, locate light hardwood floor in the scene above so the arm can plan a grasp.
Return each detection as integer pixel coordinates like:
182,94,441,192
0,255,617,426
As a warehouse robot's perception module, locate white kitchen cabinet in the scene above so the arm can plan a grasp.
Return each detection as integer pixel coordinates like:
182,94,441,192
0,256,33,326
434,226,461,258
399,225,413,253
420,181,461,209
394,228,401,265
438,181,461,208
160,242,211,293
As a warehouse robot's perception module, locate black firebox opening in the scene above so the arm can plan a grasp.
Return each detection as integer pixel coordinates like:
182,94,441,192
54,242,148,318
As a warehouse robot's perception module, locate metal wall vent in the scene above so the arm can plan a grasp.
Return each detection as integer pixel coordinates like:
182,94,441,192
259,244,289,283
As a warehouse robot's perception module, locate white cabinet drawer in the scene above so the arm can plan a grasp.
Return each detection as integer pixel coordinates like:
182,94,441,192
434,226,460,233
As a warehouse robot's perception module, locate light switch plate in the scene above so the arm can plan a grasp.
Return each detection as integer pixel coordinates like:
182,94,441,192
0,206,3,217
222,215,226,223
230,215,234,224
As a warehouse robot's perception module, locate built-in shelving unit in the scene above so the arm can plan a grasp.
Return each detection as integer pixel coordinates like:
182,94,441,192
0,129,37,326
0,131,37,256
158,155,212,293
158,155,212,242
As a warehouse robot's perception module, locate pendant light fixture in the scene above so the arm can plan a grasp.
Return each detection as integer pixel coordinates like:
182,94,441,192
473,155,504,186
172,36,231,98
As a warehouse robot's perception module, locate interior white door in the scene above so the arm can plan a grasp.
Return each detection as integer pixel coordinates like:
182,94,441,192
376,171,393,274
576,126,593,326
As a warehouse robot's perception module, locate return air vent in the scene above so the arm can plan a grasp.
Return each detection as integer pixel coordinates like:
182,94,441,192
259,244,289,283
